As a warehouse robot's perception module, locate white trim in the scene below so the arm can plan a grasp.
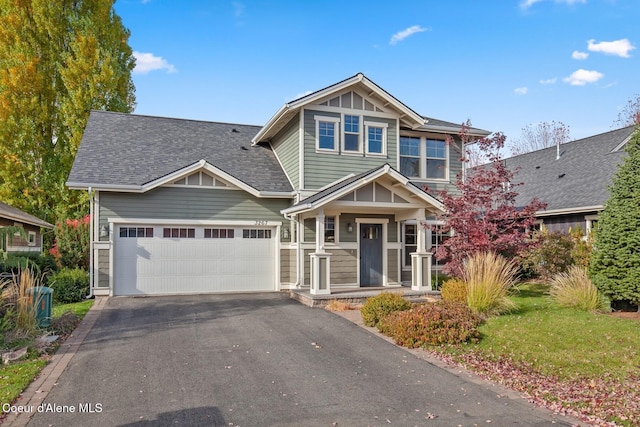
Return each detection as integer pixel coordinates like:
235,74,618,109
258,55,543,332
299,109,305,190
398,135,449,182
341,113,363,154
108,218,283,226
355,218,389,287
364,121,388,156
309,104,398,120
536,205,603,216
69,159,295,199
27,231,36,247
268,140,296,192
281,165,445,216
314,115,340,153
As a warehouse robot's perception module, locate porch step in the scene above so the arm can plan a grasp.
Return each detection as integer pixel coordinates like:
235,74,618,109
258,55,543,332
289,287,441,308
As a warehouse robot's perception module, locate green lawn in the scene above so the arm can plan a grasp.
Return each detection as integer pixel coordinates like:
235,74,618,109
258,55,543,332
0,299,94,406
473,283,640,380
432,283,640,425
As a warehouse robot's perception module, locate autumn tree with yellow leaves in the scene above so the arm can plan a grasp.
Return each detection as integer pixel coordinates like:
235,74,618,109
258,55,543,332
0,0,135,223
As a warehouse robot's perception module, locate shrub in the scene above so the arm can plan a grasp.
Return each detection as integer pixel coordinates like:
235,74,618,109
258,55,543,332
463,252,518,316
47,268,89,304
520,230,575,280
440,278,468,304
50,215,90,270
377,301,482,347
0,253,58,276
360,292,411,327
550,266,608,312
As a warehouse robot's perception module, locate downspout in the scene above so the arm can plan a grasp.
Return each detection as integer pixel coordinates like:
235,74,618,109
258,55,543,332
87,187,94,298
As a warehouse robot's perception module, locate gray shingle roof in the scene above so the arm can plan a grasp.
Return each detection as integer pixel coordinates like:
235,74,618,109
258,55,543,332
0,201,53,228
502,126,636,212
68,111,293,193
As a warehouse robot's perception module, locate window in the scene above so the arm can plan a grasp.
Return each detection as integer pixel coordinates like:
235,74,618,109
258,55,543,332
204,228,234,238
325,216,335,242
365,122,387,155
163,228,195,238
399,136,421,177
399,136,448,180
120,227,154,238
315,116,339,152
426,139,446,179
243,229,272,239
27,231,36,247
343,115,360,152
403,223,417,268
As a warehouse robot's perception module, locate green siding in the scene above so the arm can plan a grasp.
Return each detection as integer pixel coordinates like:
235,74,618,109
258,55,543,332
271,114,300,189
99,187,291,230
303,109,398,189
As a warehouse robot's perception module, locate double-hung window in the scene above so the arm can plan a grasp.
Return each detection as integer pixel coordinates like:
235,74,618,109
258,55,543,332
426,139,447,179
343,115,360,152
365,122,387,156
403,223,417,268
315,116,339,152
399,136,448,180
325,216,336,242
399,136,421,178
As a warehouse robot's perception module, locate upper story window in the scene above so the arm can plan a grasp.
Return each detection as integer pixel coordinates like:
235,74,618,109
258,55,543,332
315,116,339,153
426,139,447,179
399,136,448,180
343,115,360,152
365,122,387,156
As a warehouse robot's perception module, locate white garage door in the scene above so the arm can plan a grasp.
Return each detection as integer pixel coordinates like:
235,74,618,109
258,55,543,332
114,225,276,295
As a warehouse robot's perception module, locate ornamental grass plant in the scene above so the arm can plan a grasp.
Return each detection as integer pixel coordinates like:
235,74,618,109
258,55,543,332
549,265,608,312
462,252,518,316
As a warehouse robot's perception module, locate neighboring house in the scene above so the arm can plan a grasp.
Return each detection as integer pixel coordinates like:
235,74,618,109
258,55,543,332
68,73,489,296
504,125,637,235
0,201,54,254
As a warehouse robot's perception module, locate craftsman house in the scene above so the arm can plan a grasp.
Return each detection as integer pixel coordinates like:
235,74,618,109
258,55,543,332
68,73,490,296
505,125,637,235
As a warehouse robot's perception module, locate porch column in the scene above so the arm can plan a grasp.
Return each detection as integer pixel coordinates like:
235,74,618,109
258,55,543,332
411,213,433,291
310,208,331,295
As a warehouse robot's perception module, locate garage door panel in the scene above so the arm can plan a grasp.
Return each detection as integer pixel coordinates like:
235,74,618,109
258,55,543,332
114,226,276,295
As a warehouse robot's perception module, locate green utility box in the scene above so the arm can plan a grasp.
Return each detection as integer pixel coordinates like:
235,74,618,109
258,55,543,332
28,287,53,327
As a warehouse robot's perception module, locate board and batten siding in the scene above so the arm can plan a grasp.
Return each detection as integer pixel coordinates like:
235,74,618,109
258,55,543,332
303,109,398,189
270,114,300,189
99,187,291,232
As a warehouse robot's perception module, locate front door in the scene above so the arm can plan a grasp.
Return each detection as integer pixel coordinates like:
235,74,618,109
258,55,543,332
360,224,383,286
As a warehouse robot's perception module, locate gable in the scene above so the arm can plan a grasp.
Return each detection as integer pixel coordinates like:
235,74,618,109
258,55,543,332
316,90,387,114
168,170,235,189
337,182,413,205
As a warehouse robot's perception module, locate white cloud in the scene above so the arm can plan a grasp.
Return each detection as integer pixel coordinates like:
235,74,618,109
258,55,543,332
389,25,429,45
572,50,589,60
587,38,636,58
521,0,585,9
232,1,245,17
539,77,557,85
514,87,529,95
133,51,176,74
563,69,604,86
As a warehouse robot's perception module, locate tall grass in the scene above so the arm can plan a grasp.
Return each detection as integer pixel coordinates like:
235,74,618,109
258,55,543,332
462,252,518,316
1,268,46,335
549,266,607,312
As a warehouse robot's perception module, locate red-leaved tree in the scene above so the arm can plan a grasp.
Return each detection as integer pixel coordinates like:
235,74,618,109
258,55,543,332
434,130,546,277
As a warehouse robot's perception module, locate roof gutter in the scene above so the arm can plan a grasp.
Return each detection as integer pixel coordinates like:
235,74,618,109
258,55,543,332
536,205,604,217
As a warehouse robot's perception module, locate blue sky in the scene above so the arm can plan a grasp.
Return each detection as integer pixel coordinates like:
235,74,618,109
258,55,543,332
114,0,639,146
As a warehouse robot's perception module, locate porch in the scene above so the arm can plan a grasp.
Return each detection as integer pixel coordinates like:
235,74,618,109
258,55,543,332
289,286,441,308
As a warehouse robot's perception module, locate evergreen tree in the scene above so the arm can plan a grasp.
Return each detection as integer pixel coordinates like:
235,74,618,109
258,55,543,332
589,127,640,310
0,0,135,223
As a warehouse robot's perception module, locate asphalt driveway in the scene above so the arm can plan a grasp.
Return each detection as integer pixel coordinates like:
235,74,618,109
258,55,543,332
26,293,574,426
